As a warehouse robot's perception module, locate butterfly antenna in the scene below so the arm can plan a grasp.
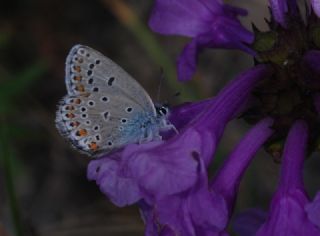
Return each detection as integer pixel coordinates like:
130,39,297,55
157,67,165,102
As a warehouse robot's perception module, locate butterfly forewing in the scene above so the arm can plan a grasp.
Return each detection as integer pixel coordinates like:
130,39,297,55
56,45,160,156
65,45,155,112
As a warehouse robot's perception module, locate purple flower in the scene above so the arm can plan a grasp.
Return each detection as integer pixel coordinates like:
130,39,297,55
87,65,272,220
143,118,274,236
149,0,254,81
233,121,320,236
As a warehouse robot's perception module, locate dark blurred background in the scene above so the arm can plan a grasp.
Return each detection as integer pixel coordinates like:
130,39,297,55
1,0,320,235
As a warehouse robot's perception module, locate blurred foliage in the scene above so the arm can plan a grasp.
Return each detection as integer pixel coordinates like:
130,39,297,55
0,63,46,114
0,39,47,235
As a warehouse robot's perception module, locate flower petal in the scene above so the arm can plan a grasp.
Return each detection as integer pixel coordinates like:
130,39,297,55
269,0,288,26
278,121,308,191
256,189,320,236
305,191,320,228
176,38,201,82
128,128,201,198
176,27,255,81
87,153,141,207
149,0,213,37
233,208,267,236
256,121,320,235
311,0,320,17
169,99,212,131
155,154,228,235
188,155,228,232
211,118,274,210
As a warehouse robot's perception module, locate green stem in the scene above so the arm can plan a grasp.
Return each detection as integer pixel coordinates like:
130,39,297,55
0,119,23,236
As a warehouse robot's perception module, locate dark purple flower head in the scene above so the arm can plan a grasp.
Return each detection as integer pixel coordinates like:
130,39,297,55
234,121,320,236
149,0,254,81
149,0,320,146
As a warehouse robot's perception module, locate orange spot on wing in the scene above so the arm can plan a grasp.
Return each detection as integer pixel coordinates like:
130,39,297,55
70,121,80,127
65,105,74,111
66,113,75,118
73,66,81,73
73,76,82,82
76,129,87,137
74,98,81,104
75,84,85,92
88,142,98,151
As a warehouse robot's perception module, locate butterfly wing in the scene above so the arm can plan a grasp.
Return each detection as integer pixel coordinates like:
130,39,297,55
56,45,158,157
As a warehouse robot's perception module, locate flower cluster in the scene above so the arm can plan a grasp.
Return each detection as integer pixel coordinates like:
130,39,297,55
87,0,320,235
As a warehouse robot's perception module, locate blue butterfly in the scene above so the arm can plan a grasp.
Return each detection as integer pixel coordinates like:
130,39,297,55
56,45,174,157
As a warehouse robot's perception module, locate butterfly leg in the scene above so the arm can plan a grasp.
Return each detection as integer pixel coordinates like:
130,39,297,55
139,127,154,144
162,120,179,134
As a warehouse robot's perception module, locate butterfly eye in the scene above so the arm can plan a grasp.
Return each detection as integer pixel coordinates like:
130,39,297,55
121,119,127,124
156,106,169,116
126,107,133,113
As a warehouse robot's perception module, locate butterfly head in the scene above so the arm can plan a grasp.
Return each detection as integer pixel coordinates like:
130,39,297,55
155,103,169,118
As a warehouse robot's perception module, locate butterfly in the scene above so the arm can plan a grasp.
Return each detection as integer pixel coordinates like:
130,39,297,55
55,45,174,157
